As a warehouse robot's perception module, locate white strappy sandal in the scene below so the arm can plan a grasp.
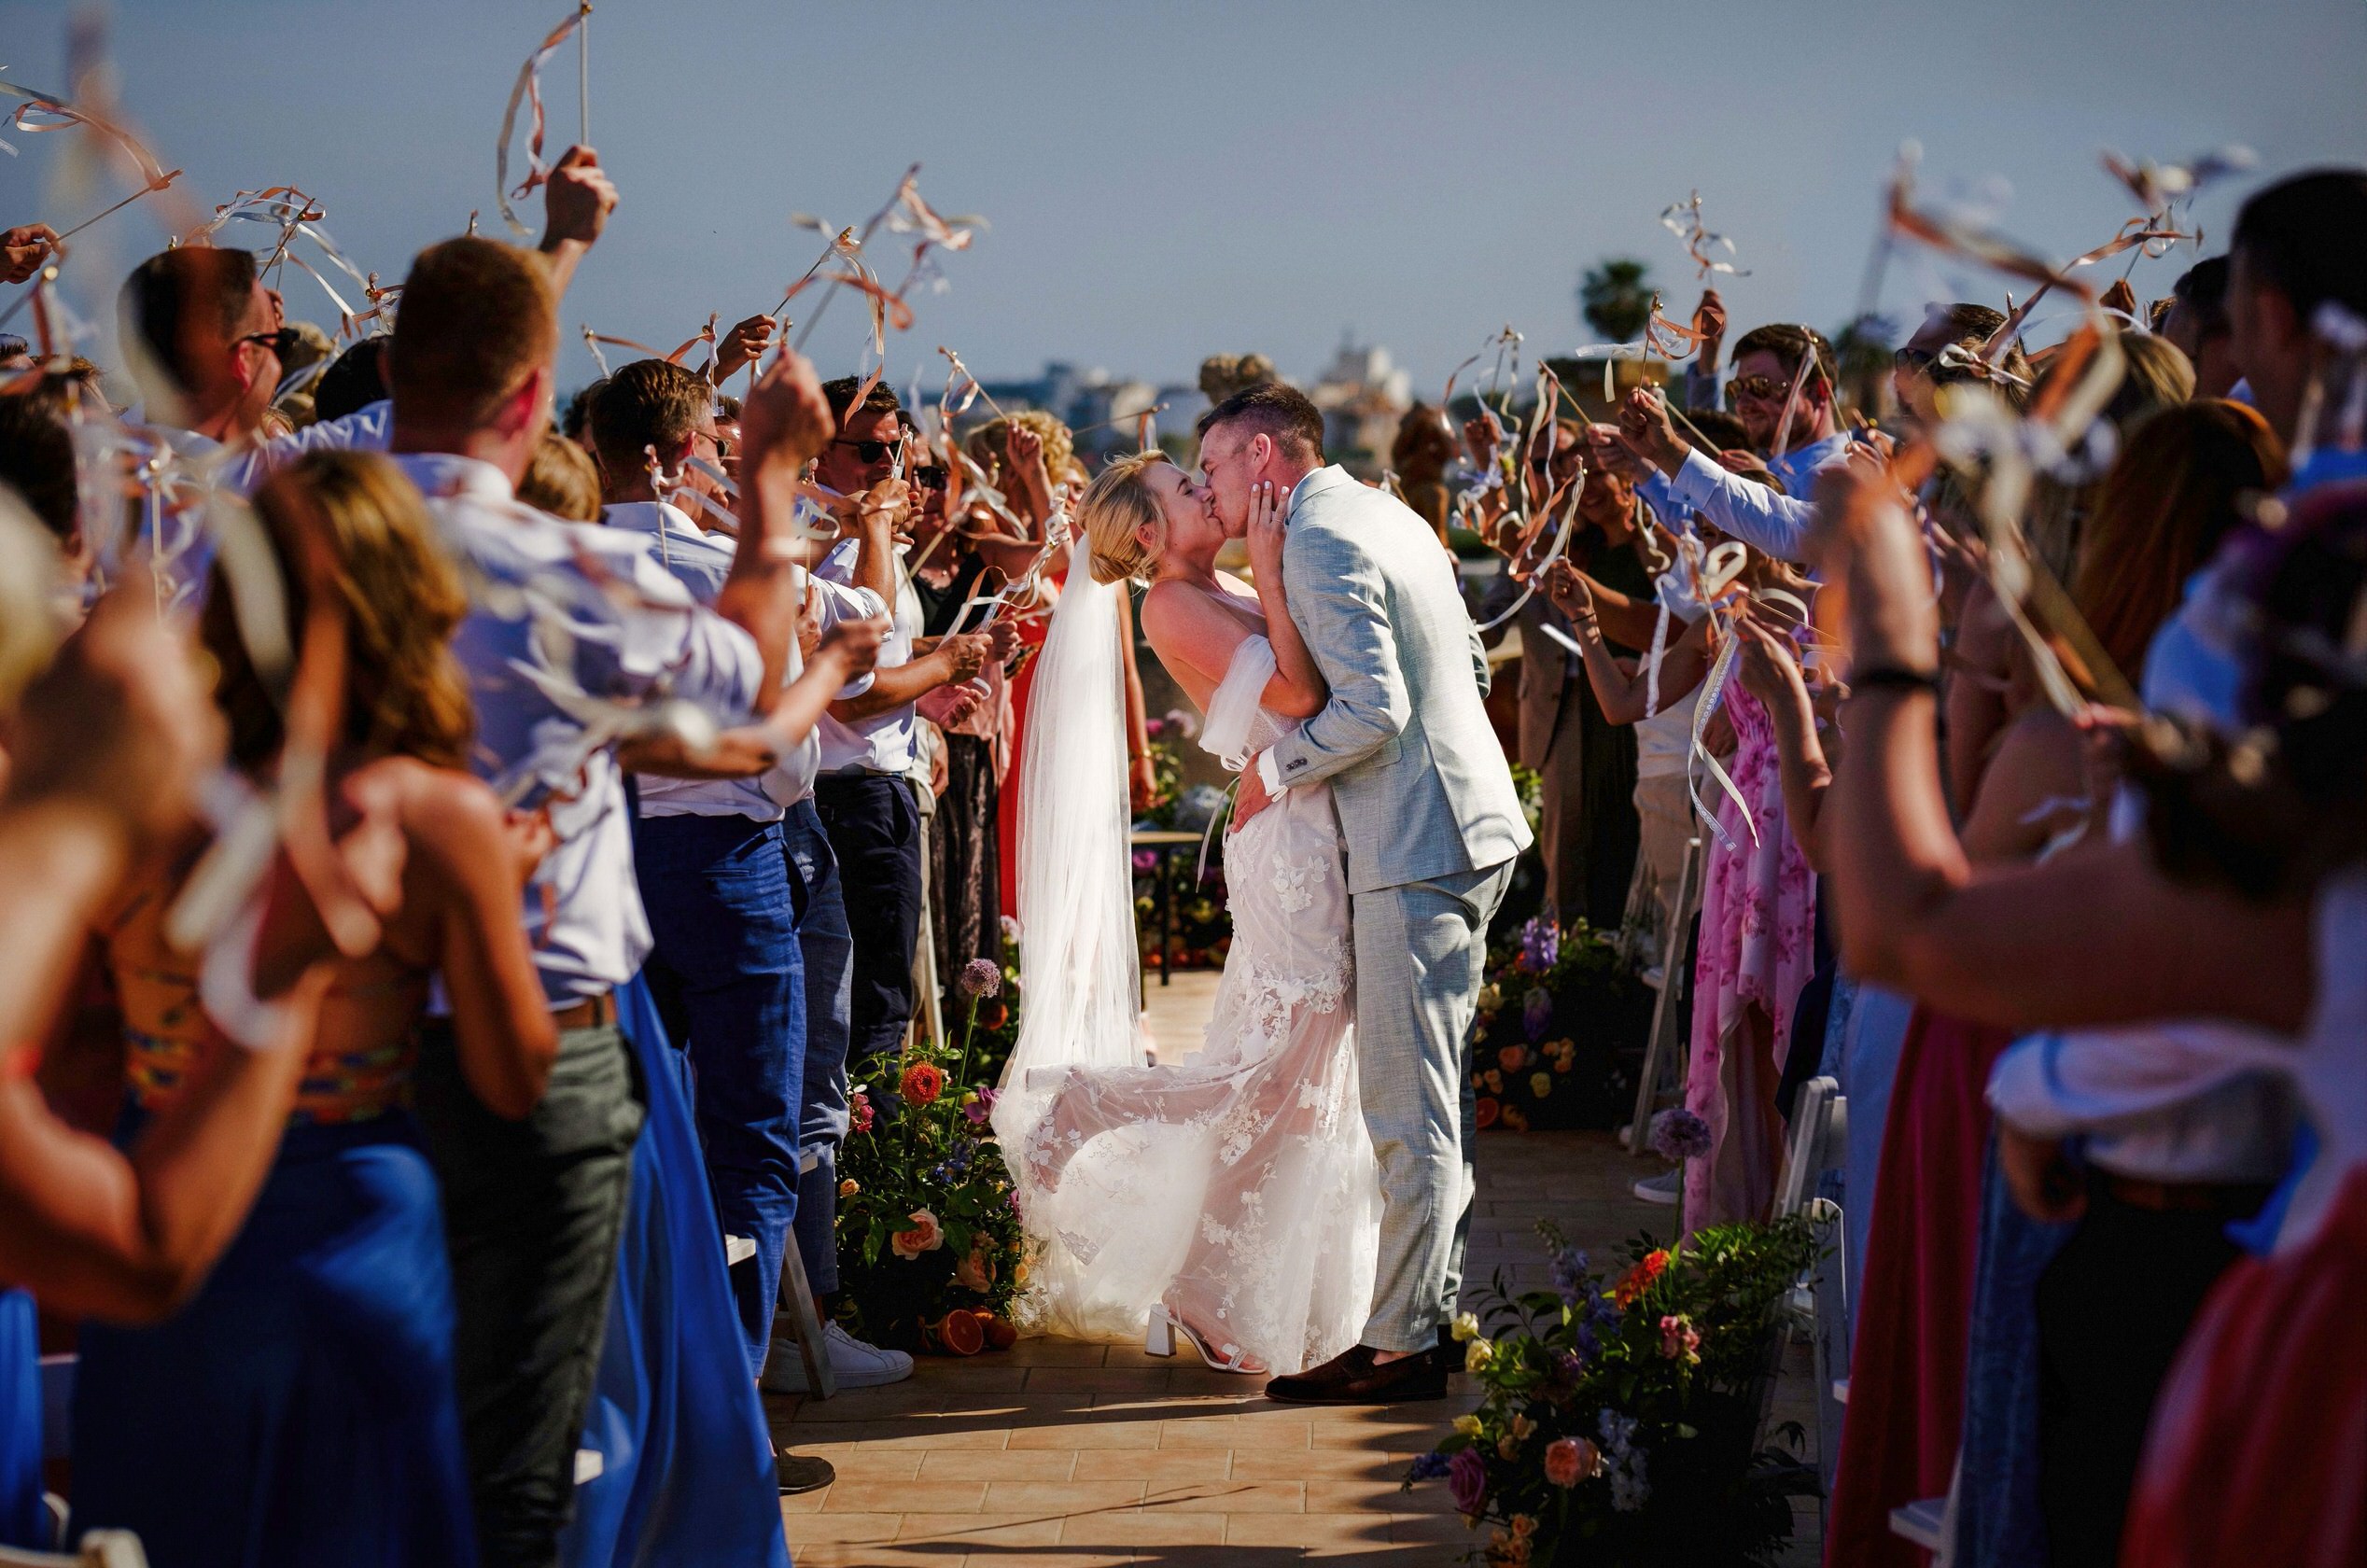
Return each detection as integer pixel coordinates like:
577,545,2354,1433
1144,1303,1267,1375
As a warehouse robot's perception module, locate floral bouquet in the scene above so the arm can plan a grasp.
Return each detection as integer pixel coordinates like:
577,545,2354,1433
1408,1217,1819,1567
1469,917,1652,1131
834,958,1029,1353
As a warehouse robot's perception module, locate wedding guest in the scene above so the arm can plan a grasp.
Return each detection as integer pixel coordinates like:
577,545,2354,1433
585,357,884,1379
772,375,998,1395
1390,403,1457,545
1615,324,1850,562
1544,544,1816,1228
516,430,601,521
72,452,558,1568
382,228,819,1563
2159,257,2240,399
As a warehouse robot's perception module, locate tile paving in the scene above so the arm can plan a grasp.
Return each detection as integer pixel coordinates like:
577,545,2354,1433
770,972,1823,1564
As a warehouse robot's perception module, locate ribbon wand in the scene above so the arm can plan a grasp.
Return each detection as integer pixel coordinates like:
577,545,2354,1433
577,3,591,145
795,162,920,352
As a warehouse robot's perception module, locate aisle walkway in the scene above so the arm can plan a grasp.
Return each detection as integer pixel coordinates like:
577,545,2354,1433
767,973,1819,1563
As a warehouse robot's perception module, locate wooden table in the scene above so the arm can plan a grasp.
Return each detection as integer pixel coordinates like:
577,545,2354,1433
1127,829,1206,994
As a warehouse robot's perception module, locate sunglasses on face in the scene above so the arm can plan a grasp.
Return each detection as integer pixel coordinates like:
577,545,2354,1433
832,435,905,464
1893,346,1937,372
1726,372,1789,404
236,328,301,361
914,463,948,492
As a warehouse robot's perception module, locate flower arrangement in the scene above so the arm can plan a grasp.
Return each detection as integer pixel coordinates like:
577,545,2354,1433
834,956,1029,1353
1132,709,1234,972
1408,1217,1820,1566
1470,917,1652,1131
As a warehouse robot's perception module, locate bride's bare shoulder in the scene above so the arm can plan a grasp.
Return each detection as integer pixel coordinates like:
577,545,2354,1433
1140,580,1253,683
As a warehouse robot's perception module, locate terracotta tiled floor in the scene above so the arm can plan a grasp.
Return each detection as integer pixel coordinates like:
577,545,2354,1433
769,973,1823,1563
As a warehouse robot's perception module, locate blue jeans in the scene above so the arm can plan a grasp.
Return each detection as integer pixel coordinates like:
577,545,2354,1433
633,813,803,1378
782,800,852,1296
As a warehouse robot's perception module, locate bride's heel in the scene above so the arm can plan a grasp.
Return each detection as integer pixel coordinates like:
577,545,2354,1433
1143,1302,1265,1375
1144,1304,1177,1359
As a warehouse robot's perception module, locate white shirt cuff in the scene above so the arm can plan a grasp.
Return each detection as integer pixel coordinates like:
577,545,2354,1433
1255,749,1288,798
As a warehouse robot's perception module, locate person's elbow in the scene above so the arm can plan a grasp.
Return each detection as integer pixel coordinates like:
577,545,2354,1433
1271,684,1327,721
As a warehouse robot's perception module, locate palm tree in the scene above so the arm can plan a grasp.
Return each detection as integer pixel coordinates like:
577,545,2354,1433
1578,258,1655,343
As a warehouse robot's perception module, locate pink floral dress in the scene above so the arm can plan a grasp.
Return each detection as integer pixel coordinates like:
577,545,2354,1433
1680,684,1815,1230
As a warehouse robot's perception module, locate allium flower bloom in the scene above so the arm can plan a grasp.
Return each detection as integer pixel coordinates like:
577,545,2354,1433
889,1209,944,1259
1517,917,1559,973
1447,1446,1489,1516
1543,1435,1600,1487
899,1060,945,1107
1648,1106,1714,1163
958,958,1003,1001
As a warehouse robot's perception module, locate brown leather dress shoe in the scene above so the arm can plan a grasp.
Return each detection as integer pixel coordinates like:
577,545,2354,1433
1264,1344,1450,1405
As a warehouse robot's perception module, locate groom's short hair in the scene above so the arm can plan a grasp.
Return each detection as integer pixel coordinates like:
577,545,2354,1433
1198,383,1324,463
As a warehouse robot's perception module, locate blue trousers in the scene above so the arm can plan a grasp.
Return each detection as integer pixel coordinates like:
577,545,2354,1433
782,799,853,1296
633,813,803,1378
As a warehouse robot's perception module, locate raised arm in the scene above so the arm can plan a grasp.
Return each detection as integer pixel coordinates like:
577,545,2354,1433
1620,387,1814,562
1816,467,2309,1033
1255,523,1407,790
714,350,836,711
403,770,558,1121
1544,560,1715,724
1731,615,1835,869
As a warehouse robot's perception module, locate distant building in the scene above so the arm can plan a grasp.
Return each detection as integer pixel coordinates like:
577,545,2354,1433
1308,332,1413,476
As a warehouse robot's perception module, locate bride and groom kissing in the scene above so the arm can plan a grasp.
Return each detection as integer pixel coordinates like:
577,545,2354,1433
994,383,1531,1405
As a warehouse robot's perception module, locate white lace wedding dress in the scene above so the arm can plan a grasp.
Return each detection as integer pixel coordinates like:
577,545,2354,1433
996,626,1382,1374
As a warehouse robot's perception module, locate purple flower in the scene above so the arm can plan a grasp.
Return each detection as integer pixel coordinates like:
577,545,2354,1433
1648,1107,1713,1163
1132,849,1158,875
1548,1247,1590,1306
1408,1451,1453,1482
958,958,1003,1001
1447,1445,1489,1515
1517,917,1559,974
1521,987,1554,1043
1549,1349,1587,1386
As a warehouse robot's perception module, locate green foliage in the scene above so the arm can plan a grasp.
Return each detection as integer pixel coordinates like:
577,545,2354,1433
1410,1216,1821,1566
1579,258,1657,343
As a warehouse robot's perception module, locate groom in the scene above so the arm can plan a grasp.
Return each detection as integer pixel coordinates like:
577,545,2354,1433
1202,384,1532,1403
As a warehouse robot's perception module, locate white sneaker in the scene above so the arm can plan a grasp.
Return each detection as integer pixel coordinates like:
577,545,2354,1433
1631,1168,1681,1205
761,1322,915,1393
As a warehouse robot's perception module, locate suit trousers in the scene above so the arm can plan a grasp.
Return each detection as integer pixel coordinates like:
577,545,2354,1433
1350,856,1517,1352
783,799,853,1296
633,812,804,1379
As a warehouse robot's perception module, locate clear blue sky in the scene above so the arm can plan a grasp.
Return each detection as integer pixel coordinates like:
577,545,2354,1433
4,0,2361,398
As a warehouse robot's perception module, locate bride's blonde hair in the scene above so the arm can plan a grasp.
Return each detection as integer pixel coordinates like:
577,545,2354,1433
1079,450,1175,586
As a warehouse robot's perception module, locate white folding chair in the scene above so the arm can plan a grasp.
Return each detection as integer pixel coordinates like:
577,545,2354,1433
1622,835,1702,1155
763,1143,836,1400
0,1531,147,1568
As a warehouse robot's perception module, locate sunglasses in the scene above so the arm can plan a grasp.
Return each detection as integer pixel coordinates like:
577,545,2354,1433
236,327,301,361
832,435,906,464
1893,346,1937,372
914,463,948,492
1725,372,1789,403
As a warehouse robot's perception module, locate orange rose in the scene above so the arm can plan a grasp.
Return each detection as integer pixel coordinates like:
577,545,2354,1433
955,1244,996,1292
1497,1045,1528,1072
890,1208,945,1259
900,1060,945,1107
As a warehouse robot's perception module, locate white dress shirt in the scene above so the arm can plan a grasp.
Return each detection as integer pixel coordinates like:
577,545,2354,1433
135,399,394,612
1641,429,1852,563
814,534,920,776
396,455,765,1006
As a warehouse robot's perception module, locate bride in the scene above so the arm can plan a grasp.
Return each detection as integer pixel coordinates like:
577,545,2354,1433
989,453,1381,1377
